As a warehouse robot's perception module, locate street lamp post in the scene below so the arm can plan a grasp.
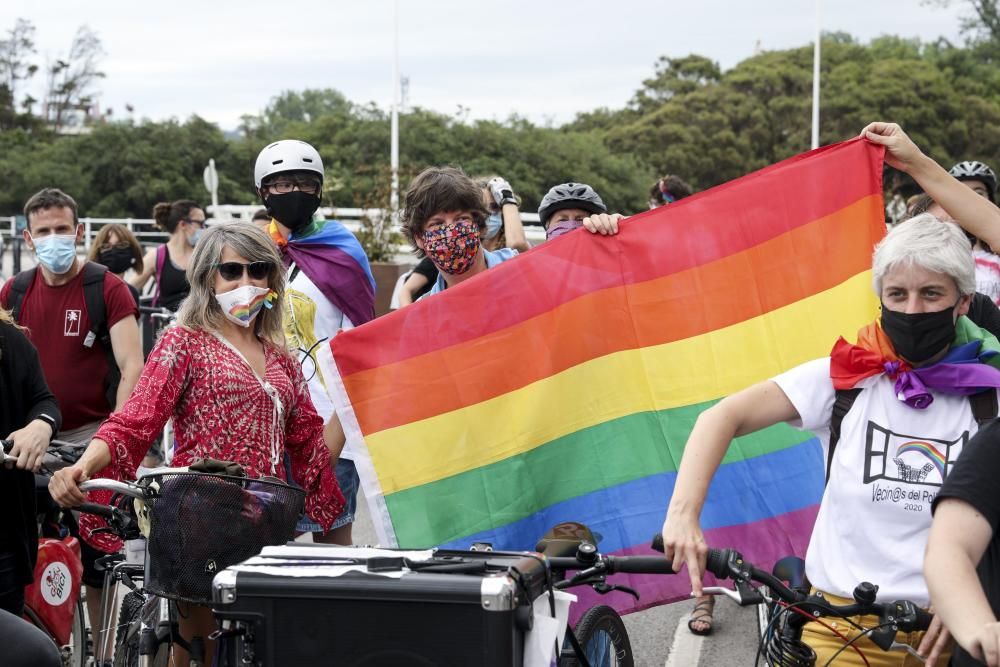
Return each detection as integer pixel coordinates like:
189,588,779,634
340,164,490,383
811,0,821,150
390,0,400,218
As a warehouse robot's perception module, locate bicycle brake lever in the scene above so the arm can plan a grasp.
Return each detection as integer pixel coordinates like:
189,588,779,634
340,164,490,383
890,642,925,663
592,583,640,600
702,582,764,606
702,586,744,604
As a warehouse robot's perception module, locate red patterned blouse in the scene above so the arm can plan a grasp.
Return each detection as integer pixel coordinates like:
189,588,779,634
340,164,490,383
80,325,344,553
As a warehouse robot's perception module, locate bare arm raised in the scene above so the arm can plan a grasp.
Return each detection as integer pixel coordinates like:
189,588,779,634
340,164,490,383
861,122,1000,251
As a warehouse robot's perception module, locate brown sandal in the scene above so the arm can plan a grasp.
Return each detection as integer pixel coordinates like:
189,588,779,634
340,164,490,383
688,596,715,636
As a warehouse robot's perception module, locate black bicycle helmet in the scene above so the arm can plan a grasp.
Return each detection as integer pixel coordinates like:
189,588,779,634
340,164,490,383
538,183,607,228
949,161,997,202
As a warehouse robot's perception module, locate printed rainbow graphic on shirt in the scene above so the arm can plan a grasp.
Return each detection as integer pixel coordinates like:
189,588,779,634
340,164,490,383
895,440,947,477
330,138,887,618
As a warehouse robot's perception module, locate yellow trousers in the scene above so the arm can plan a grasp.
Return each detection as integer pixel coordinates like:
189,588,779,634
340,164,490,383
797,590,947,667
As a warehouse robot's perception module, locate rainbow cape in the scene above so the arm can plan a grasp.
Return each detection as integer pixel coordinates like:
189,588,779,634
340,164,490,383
270,219,377,326
329,138,886,615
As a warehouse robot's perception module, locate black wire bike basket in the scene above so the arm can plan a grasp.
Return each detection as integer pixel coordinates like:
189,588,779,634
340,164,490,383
140,472,305,604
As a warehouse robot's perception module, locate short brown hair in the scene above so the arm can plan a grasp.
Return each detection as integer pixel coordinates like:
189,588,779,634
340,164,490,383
401,166,487,256
24,188,79,228
87,223,145,274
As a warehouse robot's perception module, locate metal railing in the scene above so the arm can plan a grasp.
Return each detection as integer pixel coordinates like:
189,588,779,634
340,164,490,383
0,207,547,276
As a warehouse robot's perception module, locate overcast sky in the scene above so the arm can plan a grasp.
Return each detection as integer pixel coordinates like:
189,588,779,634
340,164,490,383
3,1,970,130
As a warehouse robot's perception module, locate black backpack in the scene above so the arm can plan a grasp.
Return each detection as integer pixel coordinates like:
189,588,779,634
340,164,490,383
826,387,998,484
8,262,120,411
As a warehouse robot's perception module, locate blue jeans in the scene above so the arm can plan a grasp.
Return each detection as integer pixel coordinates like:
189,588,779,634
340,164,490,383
292,458,360,533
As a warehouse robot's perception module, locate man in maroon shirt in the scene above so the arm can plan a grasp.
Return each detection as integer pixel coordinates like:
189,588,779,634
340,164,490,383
0,188,142,647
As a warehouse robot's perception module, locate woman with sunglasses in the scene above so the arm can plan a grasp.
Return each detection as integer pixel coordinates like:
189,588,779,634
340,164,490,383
49,222,345,664
131,200,205,311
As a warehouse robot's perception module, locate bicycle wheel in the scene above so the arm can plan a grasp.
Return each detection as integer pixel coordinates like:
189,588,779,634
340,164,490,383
112,590,144,667
66,597,87,667
566,605,634,667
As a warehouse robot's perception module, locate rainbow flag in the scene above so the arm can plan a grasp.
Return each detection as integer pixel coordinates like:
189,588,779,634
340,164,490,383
329,139,886,615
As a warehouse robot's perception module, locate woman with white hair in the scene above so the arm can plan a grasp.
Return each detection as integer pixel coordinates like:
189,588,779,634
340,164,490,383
49,222,344,663
660,214,1000,665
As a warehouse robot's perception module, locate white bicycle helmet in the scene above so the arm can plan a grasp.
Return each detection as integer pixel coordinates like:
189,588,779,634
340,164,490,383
253,140,324,188
949,160,997,201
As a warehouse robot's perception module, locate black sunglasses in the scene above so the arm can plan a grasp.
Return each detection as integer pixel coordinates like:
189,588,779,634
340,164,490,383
215,261,272,281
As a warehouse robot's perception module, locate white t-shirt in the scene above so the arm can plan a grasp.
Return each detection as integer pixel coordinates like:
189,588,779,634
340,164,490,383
774,357,992,606
286,263,357,459
974,248,1000,306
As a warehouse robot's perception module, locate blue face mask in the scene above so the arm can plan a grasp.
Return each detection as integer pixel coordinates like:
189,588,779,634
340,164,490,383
485,212,503,239
189,228,203,246
32,234,77,274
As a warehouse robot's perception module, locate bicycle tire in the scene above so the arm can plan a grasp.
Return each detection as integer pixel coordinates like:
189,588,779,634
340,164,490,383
67,597,87,667
564,605,634,667
112,590,144,667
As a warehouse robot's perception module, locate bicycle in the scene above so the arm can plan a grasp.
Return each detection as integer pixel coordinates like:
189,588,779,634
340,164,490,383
2,438,93,667
649,534,933,666
75,468,305,667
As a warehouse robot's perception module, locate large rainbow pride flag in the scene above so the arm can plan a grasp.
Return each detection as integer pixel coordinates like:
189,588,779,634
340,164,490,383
330,138,886,614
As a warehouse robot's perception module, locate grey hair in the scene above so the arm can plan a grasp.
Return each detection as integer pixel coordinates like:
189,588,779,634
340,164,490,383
872,214,975,296
175,222,287,346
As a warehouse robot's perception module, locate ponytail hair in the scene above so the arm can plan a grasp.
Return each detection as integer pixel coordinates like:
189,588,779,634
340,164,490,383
152,199,202,234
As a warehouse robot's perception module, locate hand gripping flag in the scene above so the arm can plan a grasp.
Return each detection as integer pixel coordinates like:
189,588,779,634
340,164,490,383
330,139,887,616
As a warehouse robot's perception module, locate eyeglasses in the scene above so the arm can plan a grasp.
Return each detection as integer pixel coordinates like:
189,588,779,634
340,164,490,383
215,261,273,281
184,219,206,228
264,176,321,195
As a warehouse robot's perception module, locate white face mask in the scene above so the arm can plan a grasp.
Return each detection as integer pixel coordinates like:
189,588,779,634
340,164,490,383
214,285,274,328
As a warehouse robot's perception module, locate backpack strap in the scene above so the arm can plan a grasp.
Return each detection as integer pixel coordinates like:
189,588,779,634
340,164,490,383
827,388,862,485
81,262,110,350
8,268,37,322
80,262,120,410
151,245,167,308
969,390,999,427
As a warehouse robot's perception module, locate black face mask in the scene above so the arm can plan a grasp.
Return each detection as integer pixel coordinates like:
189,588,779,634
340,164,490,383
266,192,321,231
97,247,135,275
880,302,958,363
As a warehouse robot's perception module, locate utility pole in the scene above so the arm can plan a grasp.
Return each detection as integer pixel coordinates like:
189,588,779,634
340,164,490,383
811,0,821,150
390,0,400,217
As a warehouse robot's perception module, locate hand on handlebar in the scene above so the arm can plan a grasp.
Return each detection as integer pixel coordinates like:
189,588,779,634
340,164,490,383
917,613,954,666
660,512,708,597
49,465,90,507
4,420,51,472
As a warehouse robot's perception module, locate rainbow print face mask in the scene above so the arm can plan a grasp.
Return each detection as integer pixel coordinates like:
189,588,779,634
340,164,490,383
215,285,275,328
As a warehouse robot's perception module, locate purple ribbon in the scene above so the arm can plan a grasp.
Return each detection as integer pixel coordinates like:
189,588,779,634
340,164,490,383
890,361,1000,409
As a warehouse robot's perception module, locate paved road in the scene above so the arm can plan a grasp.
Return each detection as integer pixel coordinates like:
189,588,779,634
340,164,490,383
346,493,762,666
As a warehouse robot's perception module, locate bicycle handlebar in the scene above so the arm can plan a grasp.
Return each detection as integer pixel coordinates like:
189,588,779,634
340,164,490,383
546,554,677,576
649,533,932,648
79,479,145,499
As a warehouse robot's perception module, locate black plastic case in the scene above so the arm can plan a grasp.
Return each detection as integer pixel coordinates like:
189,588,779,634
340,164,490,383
211,544,550,666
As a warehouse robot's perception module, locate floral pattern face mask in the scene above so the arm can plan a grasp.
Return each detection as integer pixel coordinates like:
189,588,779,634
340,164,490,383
422,218,481,275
